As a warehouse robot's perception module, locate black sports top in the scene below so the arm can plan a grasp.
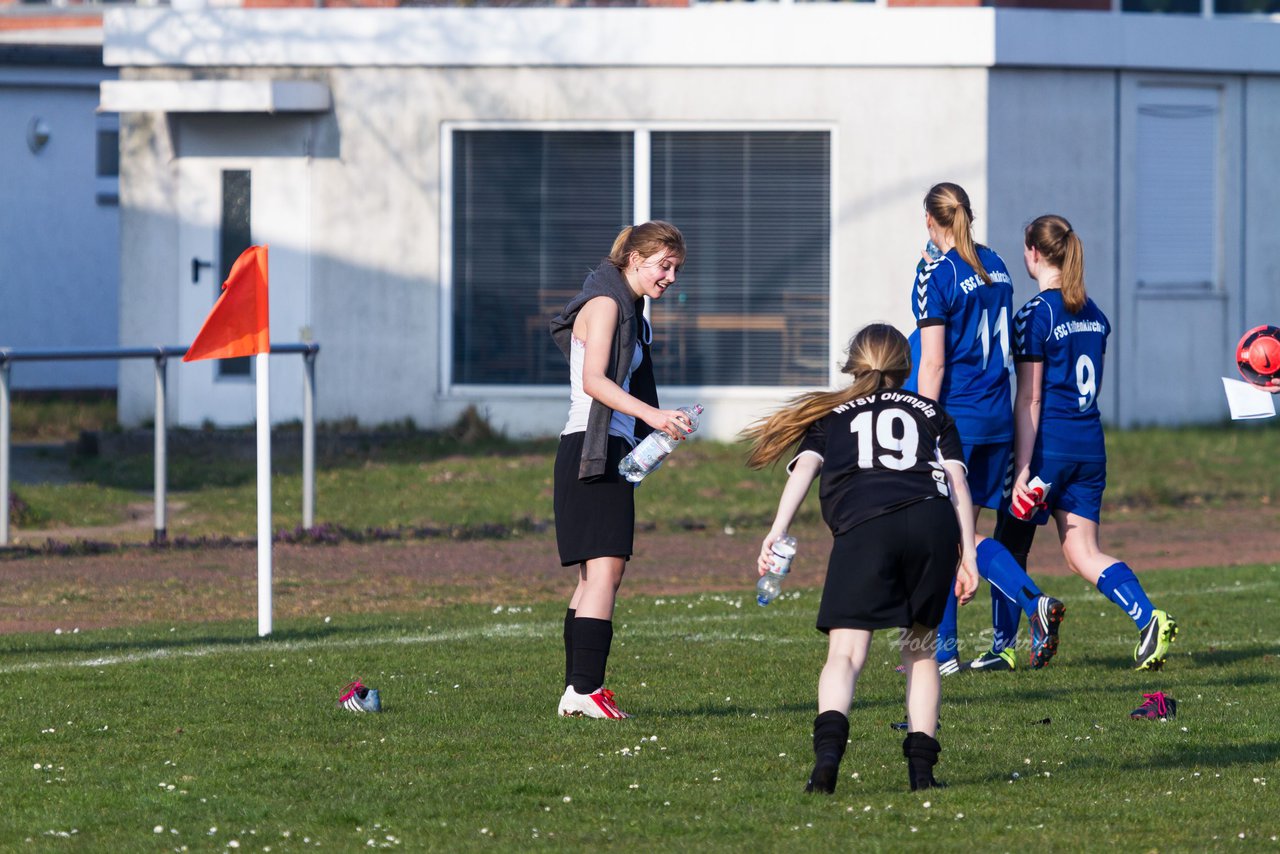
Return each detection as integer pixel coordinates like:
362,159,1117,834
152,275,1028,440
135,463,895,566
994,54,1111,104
789,389,966,537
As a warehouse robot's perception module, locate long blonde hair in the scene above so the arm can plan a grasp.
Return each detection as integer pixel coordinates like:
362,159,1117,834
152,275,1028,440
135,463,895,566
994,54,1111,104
606,221,686,270
1025,214,1086,313
925,182,991,286
743,324,911,469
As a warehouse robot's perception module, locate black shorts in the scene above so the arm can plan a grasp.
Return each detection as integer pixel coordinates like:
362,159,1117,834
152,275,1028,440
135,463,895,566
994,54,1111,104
553,432,635,566
816,498,960,633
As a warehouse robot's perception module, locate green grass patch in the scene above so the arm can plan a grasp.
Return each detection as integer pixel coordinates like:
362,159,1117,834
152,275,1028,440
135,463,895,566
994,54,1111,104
6,392,117,443
1,564,1276,850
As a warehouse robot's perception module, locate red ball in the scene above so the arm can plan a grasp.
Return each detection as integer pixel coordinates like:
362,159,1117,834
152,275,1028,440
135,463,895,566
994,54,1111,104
1237,325,1280,385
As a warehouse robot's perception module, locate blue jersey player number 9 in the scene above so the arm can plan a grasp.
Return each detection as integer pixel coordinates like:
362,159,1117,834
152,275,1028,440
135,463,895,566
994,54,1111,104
1075,354,1096,411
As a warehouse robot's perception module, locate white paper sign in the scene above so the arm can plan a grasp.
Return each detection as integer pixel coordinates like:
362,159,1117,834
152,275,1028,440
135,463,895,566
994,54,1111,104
1222,377,1277,420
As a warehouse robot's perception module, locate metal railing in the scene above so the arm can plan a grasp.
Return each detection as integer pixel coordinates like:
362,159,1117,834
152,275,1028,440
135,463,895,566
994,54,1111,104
0,343,319,547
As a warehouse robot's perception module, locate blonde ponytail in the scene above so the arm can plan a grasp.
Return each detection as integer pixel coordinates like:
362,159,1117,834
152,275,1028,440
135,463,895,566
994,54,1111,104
925,182,991,285
743,324,911,469
1025,214,1087,313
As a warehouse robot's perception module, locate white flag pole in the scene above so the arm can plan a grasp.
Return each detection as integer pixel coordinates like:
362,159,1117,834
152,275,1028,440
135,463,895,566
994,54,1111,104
256,350,273,637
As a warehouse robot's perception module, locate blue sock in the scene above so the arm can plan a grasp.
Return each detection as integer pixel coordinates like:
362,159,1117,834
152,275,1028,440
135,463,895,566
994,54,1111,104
976,539,1039,654
990,587,1023,654
976,539,1042,615
1096,562,1154,628
935,589,959,664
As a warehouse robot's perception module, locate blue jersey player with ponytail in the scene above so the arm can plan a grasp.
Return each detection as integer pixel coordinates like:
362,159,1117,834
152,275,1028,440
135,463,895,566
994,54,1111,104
1013,214,1177,671
913,183,1064,675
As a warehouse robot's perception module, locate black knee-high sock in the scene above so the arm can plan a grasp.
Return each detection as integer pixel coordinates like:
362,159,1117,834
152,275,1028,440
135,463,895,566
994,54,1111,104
569,617,613,694
994,512,1037,570
563,608,576,688
813,711,849,763
903,731,943,791
807,710,849,794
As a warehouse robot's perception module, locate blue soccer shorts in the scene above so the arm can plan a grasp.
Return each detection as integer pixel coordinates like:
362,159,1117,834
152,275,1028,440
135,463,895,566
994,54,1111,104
963,442,1012,511
1014,456,1107,525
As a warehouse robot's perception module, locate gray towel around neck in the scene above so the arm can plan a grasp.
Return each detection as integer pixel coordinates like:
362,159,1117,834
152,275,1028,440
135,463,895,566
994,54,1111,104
549,262,655,480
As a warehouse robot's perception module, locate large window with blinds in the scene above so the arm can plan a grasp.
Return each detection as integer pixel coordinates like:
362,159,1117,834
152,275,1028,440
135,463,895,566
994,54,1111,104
1134,85,1221,291
449,127,831,388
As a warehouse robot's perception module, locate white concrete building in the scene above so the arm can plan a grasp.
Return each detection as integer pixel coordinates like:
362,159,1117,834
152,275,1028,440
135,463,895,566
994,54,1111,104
102,6,1280,437
1,40,119,390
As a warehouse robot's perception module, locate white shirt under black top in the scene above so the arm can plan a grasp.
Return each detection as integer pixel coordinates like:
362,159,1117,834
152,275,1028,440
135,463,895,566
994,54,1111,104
788,388,966,537
561,314,652,443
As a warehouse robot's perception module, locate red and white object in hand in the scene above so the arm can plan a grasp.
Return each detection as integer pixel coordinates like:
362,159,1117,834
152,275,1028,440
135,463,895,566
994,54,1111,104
1010,476,1052,521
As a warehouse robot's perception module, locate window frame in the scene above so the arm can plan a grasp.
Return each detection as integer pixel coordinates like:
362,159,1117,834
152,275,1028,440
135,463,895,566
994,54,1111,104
439,120,838,398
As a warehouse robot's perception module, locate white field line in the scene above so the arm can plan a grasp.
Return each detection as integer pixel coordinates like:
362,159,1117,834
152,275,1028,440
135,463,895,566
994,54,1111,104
0,612,791,675
2,576,1272,676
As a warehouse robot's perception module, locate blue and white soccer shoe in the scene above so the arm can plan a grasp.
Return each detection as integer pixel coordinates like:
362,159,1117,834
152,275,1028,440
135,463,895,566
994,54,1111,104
338,681,382,713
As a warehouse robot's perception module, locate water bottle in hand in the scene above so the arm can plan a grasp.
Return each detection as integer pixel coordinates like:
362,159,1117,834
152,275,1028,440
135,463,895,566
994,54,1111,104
756,534,797,607
917,240,943,273
618,404,703,483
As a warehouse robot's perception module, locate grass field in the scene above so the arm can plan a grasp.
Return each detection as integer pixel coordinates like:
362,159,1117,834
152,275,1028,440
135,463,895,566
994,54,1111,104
5,413,1280,850
1,563,1276,851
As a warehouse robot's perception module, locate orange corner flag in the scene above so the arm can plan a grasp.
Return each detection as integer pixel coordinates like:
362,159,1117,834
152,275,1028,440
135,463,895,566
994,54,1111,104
183,245,270,362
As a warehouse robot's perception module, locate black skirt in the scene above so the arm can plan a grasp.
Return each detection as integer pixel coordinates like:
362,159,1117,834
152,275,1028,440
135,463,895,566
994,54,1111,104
816,498,960,632
553,432,636,566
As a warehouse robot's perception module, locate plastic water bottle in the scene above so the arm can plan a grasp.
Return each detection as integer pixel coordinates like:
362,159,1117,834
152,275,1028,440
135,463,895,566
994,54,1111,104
618,404,703,483
756,534,797,606
917,240,943,273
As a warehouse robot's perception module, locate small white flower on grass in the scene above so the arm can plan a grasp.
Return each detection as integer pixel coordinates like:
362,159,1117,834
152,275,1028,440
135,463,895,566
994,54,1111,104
955,813,965,820
922,801,931,808
228,841,240,849
778,753,786,757
563,796,571,803
863,806,872,812
910,827,918,833
55,629,62,635
208,828,217,835
1011,772,1020,780
33,763,41,770
154,826,164,834
480,828,490,835
629,784,639,789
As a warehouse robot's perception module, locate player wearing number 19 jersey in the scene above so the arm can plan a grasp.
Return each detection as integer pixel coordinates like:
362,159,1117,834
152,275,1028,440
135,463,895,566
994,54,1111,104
1012,214,1177,671
744,324,980,794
